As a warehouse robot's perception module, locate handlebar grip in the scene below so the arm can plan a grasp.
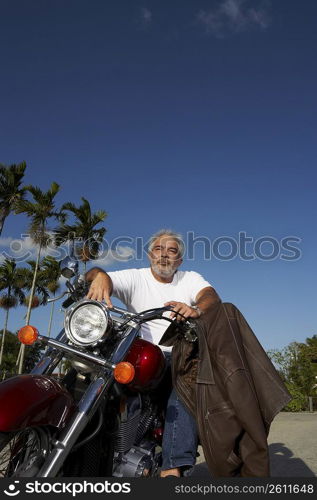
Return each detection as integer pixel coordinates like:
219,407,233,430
62,296,75,309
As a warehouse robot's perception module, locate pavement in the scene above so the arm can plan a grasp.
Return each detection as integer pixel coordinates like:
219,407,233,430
192,412,317,478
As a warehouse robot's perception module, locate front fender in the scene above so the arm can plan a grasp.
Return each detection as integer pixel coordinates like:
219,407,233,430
0,375,75,432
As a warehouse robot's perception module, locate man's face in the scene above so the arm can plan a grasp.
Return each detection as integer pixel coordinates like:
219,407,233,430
148,235,183,278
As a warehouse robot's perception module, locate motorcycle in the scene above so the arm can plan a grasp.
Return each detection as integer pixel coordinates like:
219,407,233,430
0,257,197,478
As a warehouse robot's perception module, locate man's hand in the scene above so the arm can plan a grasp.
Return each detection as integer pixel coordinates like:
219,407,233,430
164,287,220,321
86,272,113,308
164,301,200,321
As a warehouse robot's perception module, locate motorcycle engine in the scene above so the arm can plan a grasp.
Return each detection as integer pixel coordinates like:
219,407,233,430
112,394,162,477
112,441,160,477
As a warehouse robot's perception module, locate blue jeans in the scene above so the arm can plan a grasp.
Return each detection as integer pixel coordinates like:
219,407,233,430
161,387,198,470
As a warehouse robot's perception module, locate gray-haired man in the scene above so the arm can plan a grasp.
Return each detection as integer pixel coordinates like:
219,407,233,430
86,229,220,477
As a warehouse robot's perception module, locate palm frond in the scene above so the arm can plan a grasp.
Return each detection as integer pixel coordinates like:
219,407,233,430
93,210,107,222
24,295,40,308
24,185,44,201
0,258,27,305
49,197,107,263
49,182,60,197
14,199,35,215
61,202,78,213
0,295,18,309
54,224,79,245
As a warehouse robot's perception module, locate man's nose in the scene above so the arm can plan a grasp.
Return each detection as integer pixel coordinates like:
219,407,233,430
161,248,168,257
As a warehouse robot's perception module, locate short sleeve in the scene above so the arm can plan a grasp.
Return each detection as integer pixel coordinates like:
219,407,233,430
107,269,138,306
187,271,213,305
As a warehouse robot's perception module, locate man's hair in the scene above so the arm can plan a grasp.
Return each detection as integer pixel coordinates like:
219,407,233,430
148,229,185,257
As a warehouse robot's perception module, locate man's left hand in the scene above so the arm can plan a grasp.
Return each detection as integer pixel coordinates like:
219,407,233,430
164,301,200,321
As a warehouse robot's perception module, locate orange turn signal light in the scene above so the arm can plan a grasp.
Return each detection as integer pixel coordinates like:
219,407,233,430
113,362,135,384
18,325,39,345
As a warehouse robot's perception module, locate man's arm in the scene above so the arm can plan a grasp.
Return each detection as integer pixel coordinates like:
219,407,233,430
165,286,221,321
194,286,221,315
85,267,114,307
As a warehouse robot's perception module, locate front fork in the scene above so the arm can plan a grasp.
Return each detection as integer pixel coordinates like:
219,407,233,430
33,325,140,477
31,329,67,376
38,374,112,477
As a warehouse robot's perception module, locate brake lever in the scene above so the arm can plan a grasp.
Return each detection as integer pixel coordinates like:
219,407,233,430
47,291,68,304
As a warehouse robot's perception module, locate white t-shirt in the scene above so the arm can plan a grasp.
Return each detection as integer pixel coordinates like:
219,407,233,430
108,267,212,345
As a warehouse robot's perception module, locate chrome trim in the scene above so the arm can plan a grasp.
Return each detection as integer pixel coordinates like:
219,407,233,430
38,376,112,477
38,336,115,370
31,353,63,375
31,329,67,375
109,325,141,364
36,323,142,476
60,256,79,279
47,291,68,303
110,305,135,317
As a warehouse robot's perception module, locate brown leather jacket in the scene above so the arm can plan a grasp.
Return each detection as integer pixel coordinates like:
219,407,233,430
160,302,291,477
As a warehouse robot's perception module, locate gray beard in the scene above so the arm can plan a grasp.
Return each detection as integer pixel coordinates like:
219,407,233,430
151,263,176,279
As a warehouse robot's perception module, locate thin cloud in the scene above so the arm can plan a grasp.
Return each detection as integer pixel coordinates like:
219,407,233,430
196,0,271,38
0,237,13,247
0,237,135,267
0,235,66,263
0,236,39,262
92,246,135,267
140,7,152,25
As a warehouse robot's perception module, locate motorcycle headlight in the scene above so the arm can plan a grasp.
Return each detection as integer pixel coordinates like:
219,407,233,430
64,300,111,346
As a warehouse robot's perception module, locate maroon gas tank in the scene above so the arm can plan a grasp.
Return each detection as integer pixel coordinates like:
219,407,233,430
124,338,165,391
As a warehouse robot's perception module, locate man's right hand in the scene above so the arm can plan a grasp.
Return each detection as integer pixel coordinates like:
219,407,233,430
86,271,113,308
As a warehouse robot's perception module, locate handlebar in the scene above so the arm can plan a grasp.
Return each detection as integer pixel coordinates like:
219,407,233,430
47,291,68,303
49,273,195,331
108,305,195,333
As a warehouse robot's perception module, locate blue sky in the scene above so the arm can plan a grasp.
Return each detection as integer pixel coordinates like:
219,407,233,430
0,0,316,351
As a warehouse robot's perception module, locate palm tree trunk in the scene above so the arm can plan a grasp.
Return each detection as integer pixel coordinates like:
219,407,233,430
25,246,42,325
17,244,42,374
0,207,10,237
0,307,10,366
47,300,55,338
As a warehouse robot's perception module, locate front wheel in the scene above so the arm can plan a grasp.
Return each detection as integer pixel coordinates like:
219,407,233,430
0,427,50,477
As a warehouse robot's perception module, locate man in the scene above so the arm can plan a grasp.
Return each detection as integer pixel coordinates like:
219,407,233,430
85,229,220,477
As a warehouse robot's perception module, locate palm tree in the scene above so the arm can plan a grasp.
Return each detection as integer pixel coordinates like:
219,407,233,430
14,182,63,373
55,197,107,273
0,330,21,378
0,162,27,236
15,260,49,371
23,259,50,310
40,256,61,337
0,258,25,366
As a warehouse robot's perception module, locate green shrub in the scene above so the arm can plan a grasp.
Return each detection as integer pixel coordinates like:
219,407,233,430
283,383,308,412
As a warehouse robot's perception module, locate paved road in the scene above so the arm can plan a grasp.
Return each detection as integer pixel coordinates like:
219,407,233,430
192,412,317,478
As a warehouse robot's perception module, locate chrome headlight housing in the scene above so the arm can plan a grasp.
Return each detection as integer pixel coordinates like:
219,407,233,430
64,300,111,346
